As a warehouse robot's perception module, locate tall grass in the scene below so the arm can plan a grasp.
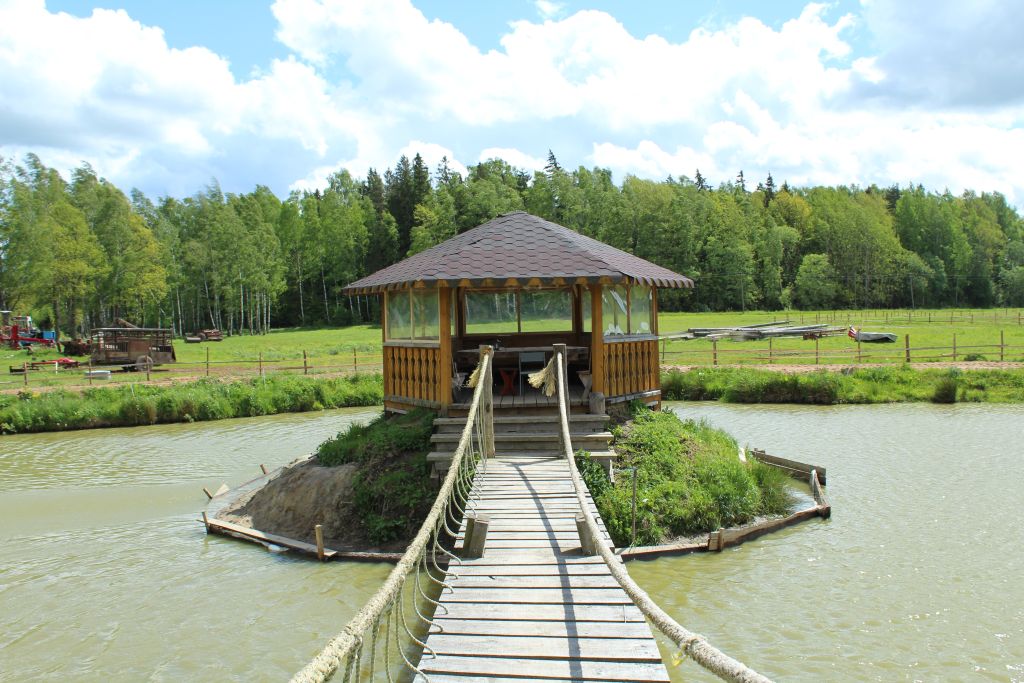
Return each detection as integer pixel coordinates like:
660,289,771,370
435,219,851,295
589,407,794,546
661,366,1024,404
0,373,383,434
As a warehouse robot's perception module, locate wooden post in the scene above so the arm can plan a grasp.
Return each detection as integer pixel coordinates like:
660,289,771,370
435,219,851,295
661,337,666,364
303,350,308,375
258,352,263,377
202,487,214,499
315,524,325,561
589,284,604,396
438,288,452,408
952,333,957,362
463,513,477,555
202,511,210,533
576,514,597,556
857,341,862,364
88,358,93,385
712,339,718,366
815,337,820,364
479,345,495,459
260,464,268,474
352,348,357,373
768,337,773,364
23,362,28,386
554,344,567,453
146,360,151,382
465,515,489,558
205,347,210,377
1000,330,1005,362
905,334,911,363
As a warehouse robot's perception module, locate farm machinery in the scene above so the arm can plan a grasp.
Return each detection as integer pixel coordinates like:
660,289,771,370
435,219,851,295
1,312,56,350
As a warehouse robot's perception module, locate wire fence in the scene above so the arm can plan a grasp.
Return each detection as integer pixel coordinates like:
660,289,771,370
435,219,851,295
659,333,1024,367
0,349,385,390
290,350,494,683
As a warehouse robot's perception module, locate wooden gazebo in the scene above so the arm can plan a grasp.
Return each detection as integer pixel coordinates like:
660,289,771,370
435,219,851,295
343,212,693,414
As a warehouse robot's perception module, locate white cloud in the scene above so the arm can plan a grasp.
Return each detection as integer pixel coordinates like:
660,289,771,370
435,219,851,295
479,148,546,172
534,0,564,21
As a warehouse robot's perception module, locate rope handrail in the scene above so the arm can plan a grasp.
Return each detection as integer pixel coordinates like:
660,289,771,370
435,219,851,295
290,348,494,683
551,344,773,683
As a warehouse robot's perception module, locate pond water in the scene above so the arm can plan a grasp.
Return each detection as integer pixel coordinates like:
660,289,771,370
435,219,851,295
0,408,386,682
643,402,1024,682
2,403,1021,681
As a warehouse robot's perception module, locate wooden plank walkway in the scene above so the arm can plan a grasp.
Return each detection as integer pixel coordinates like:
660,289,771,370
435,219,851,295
416,455,670,683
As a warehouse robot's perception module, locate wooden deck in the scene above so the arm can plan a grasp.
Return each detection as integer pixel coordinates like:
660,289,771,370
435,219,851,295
416,454,670,683
452,385,587,411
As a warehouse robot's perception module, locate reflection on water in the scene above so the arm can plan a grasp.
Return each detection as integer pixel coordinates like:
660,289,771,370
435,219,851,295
2,403,1022,681
638,402,1024,682
0,408,386,682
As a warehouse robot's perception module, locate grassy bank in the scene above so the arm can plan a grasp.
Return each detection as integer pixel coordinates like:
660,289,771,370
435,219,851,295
315,409,435,544
579,407,793,546
661,366,1024,404
0,373,383,434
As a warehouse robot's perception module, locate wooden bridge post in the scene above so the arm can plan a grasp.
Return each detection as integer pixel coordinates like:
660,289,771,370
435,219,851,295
315,524,325,561
553,343,567,452
465,514,489,558
479,345,495,459
576,514,597,556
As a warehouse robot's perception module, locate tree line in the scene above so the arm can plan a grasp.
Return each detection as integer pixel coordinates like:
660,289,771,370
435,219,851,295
2,150,1023,338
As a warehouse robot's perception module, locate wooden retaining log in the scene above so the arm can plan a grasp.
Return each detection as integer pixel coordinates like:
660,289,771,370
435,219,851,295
750,448,827,485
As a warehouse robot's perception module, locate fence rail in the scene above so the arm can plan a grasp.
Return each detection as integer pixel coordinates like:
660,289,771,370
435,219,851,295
660,334,1024,367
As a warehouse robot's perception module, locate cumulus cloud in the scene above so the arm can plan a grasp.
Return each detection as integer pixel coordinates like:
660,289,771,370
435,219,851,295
478,148,546,172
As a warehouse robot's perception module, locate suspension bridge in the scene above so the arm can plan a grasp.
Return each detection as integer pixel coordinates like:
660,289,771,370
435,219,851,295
290,345,771,683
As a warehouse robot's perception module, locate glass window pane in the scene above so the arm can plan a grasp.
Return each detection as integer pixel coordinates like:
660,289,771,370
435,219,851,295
465,291,518,334
520,289,572,332
602,285,628,336
630,286,653,334
412,290,439,340
581,288,591,334
386,290,411,340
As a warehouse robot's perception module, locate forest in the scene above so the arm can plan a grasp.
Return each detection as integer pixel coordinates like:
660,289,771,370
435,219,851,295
2,151,1023,338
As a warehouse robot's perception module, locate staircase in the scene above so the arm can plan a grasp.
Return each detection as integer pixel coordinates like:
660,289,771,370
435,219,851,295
428,411,616,480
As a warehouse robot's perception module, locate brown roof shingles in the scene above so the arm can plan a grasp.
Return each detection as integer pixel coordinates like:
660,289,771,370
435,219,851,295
343,211,694,293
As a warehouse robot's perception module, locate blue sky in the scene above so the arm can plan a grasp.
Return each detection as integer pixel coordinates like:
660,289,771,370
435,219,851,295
3,0,1023,205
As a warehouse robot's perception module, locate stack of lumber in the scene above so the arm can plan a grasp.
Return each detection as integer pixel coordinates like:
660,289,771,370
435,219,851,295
686,322,844,341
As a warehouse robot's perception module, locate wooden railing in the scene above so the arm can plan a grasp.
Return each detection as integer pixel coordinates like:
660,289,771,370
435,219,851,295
603,339,660,398
384,344,443,406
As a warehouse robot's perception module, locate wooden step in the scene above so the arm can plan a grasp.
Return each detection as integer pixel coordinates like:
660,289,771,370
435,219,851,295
434,414,609,433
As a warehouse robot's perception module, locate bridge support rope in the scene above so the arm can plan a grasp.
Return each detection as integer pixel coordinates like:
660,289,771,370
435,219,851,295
290,349,494,683
551,344,774,683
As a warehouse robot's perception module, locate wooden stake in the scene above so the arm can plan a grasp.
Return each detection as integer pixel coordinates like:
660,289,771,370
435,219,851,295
1000,330,1005,362
465,515,489,558
905,334,911,363
352,348,357,373
768,337,773,364
303,350,308,375
206,347,210,377
315,524,325,561
952,333,957,362
857,341,862,364
202,511,210,533
23,362,28,386
576,514,597,556
260,463,268,475
258,352,263,377
815,337,820,364
712,339,718,366
88,358,93,385
202,487,214,499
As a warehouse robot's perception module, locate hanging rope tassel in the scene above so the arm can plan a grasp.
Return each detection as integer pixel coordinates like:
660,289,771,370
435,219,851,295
466,360,482,388
528,357,558,396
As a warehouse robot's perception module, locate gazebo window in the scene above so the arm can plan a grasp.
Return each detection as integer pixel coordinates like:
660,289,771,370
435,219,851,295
465,288,573,334
602,284,653,337
386,289,439,341
581,288,592,333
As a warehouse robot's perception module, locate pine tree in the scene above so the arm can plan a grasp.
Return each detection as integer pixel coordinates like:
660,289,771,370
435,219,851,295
544,149,562,176
694,169,708,192
764,172,776,207
736,170,746,192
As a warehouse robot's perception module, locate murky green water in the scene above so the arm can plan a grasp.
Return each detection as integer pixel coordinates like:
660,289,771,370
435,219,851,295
0,408,387,682
644,402,1024,682
2,403,1022,681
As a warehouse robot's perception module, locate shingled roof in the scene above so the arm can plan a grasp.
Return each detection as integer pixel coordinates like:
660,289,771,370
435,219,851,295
343,212,694,294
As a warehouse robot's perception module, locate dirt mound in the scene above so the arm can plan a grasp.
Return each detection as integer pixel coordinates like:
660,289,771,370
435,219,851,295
217,458,375,550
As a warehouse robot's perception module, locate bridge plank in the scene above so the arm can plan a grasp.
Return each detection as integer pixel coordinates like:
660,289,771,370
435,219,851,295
424,634,662,660
430,618,655,639
418,656,670,682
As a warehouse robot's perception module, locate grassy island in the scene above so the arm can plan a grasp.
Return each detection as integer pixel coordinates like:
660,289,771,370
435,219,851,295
579,407,794,546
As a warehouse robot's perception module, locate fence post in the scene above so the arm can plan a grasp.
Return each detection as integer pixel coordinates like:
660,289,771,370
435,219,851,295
768,337,773,364
258,352,263,377
815,337,820,364
88,358,93,385
23,362,28,387
146,360,151,382
857,341,862,364
303,350,308,375
952,333,957,362
712,339,718,366
905,334,911,363
205,347,210,377
1000,330,1005,362
661,337,666,364
352,348,357,373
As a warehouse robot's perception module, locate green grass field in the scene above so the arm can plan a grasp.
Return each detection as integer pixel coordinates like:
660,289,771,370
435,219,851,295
658,308,1024,365
4,308,1023,392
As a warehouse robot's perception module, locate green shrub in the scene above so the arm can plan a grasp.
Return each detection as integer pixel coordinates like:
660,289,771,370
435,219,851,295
931,370,960,403
595,408,794,546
